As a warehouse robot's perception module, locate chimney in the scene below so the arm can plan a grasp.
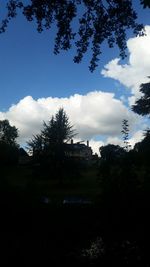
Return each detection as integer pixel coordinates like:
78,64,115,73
71,139,73,144
87,140,89,147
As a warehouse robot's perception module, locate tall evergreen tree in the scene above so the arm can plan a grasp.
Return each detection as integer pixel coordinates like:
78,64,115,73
28,108,76,182
28,108,75,154
42,108,75,146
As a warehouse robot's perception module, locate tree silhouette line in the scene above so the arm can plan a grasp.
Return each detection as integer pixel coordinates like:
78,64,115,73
0,80,150,188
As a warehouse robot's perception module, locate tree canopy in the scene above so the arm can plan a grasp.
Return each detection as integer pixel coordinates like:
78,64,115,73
99,144,125,161
0,119,19,165
134,129,150,155
0,0,147,71
0,119,18,146
132,80,150,116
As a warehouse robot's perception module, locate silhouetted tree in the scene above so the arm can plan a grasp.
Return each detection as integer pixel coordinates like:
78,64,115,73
98,143,140,221
132,79,150,194
141,0,150,8
0,119,19,165
121,119,131,151
130,129,150,214
42,108,75,146
27,133,44,163
133,129,150,169
0,0,145,71
99,144,126,197
28,108,75,155
132,80,150,116
99,144,125,162
99,144,125,183
43,109,76,181
28,108,76,182
0,119,18,146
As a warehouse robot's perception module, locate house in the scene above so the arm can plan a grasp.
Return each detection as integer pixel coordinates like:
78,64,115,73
64,140,93,161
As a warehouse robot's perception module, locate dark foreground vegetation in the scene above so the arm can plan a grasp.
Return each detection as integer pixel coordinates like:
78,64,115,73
1,161,150,266
1,94,150,265
1,132,150,266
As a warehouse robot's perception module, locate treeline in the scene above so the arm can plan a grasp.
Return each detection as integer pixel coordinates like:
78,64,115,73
0,108,83,182
0,80,150,188
98,130,150,208
98,80,150,217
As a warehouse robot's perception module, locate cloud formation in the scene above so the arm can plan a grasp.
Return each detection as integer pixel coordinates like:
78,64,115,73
2,23,150,153
0,91,136,153
101,25,150,105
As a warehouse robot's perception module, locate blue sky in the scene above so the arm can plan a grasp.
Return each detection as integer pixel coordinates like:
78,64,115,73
0,2,150,154
0,12,120,108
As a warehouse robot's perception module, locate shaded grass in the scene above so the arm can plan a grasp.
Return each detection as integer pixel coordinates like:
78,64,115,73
1,164,101,204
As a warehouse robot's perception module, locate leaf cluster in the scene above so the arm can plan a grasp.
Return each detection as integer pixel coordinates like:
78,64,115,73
132,81,150,116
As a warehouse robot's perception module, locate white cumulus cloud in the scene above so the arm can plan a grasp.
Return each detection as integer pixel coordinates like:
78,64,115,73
0,91,137,153
129,130,145,148
101,25,150,105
